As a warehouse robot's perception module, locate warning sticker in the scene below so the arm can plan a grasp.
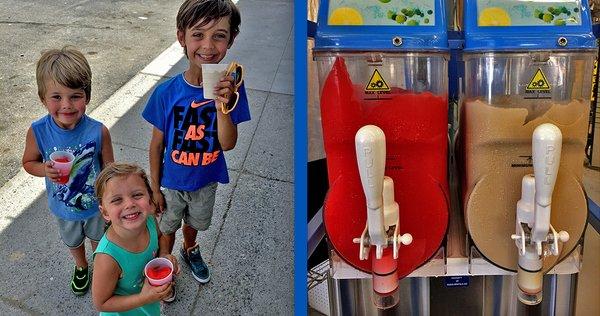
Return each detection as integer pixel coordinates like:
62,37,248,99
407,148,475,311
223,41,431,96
365,69,391,92
526,68,551,91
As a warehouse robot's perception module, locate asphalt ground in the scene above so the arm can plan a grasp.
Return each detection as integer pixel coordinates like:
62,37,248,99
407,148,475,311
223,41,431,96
0,0,294,314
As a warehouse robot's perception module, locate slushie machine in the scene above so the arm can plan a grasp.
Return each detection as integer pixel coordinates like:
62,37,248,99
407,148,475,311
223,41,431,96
314,0,449,312
310,0,597,314
460,0,595,308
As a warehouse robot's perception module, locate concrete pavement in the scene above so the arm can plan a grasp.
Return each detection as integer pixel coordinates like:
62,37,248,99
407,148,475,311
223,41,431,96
0,0,294,314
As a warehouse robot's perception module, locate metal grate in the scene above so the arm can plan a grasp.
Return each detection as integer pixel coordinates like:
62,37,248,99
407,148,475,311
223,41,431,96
308,260,330,315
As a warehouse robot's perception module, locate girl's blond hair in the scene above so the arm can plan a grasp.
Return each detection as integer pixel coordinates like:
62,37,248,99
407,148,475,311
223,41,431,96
95,163,154,206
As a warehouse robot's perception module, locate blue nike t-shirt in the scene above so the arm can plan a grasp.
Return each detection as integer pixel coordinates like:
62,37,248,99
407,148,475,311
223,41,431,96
142,73,251,191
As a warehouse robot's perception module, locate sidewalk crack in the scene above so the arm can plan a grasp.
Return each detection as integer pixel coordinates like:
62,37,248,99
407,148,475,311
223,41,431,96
0,296,43,315
208,89,273,260
267,24,293,93
240,169,293,184
0,20,113,30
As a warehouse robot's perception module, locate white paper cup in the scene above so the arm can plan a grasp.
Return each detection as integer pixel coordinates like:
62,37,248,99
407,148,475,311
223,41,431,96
144,257,174,286
49,151,75,184
202,63,228,100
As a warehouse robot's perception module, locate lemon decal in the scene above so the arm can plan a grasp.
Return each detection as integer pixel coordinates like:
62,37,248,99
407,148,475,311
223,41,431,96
329,7,364,25
478,7,512,26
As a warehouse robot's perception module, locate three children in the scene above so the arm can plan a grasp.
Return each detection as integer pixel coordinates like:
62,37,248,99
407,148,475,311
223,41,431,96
22,0,249,312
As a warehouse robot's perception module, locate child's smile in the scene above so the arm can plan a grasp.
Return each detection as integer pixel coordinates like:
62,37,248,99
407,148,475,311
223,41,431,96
121,211,143,222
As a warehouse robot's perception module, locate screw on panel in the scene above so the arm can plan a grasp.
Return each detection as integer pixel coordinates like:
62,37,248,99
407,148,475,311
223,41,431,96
557,37,568,47
392,36,403,47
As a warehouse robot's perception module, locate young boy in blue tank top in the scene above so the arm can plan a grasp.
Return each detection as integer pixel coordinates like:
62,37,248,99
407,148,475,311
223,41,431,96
142,0,251,285
92,163,179,315
21,46,114,296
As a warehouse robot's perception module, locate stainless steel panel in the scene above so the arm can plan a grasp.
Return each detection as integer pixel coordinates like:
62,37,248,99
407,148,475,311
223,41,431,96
328,274,577,315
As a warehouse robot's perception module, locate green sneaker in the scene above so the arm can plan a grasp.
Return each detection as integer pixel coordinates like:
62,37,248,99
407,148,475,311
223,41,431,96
71,266,89,295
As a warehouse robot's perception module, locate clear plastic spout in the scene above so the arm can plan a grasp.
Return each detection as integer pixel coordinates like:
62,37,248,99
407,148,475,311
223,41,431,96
371,252,400,309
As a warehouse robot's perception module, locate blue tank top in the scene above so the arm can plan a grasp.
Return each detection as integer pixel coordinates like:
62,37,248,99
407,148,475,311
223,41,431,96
31,114,103,220
94,217,160,316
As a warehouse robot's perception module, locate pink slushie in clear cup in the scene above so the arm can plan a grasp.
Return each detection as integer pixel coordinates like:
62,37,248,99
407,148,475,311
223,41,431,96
49,151,75,184
144,257,173,286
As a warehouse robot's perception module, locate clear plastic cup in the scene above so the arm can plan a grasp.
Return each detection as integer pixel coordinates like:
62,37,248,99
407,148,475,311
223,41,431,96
49,151,75,184
144,257,173,286
202,63,229,99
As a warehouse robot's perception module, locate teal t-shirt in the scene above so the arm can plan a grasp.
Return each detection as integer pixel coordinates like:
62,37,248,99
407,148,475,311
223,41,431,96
94,217,160,316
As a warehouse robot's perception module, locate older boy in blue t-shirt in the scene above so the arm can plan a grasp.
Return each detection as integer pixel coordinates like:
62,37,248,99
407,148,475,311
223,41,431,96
142,0,250,284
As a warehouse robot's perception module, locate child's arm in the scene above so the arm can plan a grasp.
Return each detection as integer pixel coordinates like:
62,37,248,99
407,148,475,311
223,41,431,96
216,110,238,151
92,253,172,312
22,127,61,182
100,125,115,168
149,128,165,213
215,75,239,150
153,215,180,275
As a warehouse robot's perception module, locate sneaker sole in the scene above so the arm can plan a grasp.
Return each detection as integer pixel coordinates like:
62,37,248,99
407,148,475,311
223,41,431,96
162,293,176,303
192,273,210,284
162,296,176,303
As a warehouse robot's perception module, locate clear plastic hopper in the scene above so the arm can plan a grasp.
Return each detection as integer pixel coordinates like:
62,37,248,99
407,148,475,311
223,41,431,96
316,52,449,309
460,51,594,304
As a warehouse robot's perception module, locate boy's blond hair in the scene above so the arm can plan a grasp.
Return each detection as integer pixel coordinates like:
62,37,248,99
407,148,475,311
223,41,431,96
95,163,154,206
36,46,92,103
176,0,241,45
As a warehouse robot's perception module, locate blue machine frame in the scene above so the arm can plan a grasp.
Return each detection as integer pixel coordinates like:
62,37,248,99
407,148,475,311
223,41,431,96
463,0,596,50
314,0,449,51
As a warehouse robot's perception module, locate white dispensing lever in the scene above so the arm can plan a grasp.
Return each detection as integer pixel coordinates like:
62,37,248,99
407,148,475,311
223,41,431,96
531,123,569,254
352,125,412,260
511,123,570,305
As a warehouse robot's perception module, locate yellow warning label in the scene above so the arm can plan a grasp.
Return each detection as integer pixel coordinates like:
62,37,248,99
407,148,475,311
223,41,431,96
365,69,391,92
526,68,551,91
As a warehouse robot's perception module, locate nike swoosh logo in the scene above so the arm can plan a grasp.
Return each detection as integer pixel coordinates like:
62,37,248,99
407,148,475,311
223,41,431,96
191,100,213,108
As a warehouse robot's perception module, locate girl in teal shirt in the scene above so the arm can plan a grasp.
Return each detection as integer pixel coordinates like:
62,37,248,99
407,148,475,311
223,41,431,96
92,163,179,315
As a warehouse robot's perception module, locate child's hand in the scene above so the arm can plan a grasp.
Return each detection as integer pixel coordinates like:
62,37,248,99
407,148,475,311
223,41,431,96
214,74,235,110
162,254,180,276
44,161,62,183
153,191,165,215
140,278,173,302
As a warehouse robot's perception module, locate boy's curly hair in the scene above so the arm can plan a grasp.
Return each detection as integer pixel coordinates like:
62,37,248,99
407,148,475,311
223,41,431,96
176,0,241,44
36,46,92,103
95,163,154,207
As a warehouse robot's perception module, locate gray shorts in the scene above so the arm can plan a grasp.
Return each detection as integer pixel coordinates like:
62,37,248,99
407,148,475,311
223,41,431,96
159,183,218,234
56,212,105,248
